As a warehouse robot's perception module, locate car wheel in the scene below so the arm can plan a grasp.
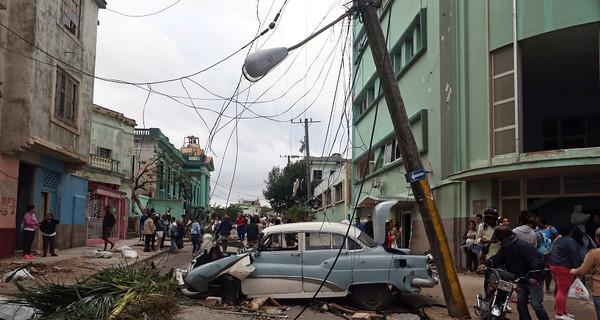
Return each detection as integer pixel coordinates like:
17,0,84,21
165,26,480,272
351,284,392,310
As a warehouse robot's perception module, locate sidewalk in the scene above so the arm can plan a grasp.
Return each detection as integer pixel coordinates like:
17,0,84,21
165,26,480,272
0,238,166,269
405,272,597,319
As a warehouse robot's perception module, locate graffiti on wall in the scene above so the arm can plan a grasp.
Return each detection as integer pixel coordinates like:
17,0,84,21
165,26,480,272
0,196,17,228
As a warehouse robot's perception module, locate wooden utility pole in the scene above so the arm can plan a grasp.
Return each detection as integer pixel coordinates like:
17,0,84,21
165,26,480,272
359,1,470,318
291,118,320,211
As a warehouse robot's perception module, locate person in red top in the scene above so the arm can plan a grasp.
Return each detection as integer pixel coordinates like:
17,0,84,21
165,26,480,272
22,204,39,259
236,215,247,242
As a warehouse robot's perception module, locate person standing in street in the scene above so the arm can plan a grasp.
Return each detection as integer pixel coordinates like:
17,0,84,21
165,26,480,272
479,226,549,320
364,215,374,239
462,220,478,273
39,212,60,257
476,207,501,295
246,216,260,246
142,213,155,252
190,216,202,256
236,214,247,242
353,217,365,232
549,225,582,319
513,210,536,248
169,217,179,254
571,227,600,319
102,205,117,251
217,214,233,251
22,204,39,259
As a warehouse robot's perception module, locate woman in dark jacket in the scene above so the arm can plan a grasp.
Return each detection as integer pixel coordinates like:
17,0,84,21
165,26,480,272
549,225,582,319
39,212,60,257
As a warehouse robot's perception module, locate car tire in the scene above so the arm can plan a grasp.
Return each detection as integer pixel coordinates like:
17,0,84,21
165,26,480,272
351,284,392,310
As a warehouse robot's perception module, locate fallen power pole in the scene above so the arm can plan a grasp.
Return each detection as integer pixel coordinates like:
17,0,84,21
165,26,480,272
358,1,470,318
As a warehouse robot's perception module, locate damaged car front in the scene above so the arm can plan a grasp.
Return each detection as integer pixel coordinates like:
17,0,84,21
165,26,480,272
176,222,438,310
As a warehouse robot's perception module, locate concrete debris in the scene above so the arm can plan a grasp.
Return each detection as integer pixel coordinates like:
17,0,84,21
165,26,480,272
121,249,138,259
87,250,113,259
0,297,36,320
2,268,34,282
386,313,420,320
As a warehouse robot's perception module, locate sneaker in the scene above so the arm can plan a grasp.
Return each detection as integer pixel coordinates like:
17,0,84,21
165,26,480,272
51,254,58,257
555,314,572,320
505,305,512,312
42,254,47,257
565,312,575,319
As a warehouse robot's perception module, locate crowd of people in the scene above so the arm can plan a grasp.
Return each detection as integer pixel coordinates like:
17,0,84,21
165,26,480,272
461,206,600,320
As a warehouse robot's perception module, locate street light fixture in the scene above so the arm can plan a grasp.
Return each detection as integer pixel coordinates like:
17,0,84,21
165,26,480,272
242,11,352,82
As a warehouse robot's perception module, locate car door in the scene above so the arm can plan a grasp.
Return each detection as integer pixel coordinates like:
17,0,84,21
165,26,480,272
242,232,303,297
301,231,355,297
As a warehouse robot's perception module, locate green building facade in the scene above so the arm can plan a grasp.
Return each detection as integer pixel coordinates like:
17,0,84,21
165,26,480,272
133,129,214,220
352,0,600,267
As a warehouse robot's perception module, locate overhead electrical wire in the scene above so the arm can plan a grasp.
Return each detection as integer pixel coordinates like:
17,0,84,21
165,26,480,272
106,0,183,18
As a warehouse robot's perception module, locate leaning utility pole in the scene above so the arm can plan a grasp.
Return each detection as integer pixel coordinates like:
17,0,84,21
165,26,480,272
359,1,470,318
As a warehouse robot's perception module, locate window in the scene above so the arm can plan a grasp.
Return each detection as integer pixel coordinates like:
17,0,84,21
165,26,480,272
156,161,164,190
491,45,516,156
360,98,368,114
334,183,343,203
97,147,111,159
260,233,298,251
383,139,402,165
356,153,374,180
61,0,82,38
54,67,79,126
324,189,332,206
306,232,360,250
313,170,323,180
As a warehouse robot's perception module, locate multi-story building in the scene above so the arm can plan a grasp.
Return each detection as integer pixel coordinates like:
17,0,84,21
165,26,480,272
239,199,261,216
312,160,351,223
352,0,600,263
80,105,136,245
0,0,106,258
133,129,214,220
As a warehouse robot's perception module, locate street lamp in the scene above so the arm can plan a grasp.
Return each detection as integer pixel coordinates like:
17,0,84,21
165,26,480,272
242,11,352,82
240,2,470,317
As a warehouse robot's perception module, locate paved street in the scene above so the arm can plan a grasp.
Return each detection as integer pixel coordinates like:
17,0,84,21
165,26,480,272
2,239,599,319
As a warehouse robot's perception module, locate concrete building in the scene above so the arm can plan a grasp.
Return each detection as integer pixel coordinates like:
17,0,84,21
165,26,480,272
312,160,351,223
352,0,600,262
79,105,136,245
0,0,106,258
239,199,261,216
133,129,214,220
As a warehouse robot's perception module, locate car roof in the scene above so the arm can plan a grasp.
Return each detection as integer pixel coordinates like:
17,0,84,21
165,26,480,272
262,222,362,235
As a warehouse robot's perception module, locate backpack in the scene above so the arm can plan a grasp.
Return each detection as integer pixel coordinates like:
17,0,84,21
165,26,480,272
535,230,552,256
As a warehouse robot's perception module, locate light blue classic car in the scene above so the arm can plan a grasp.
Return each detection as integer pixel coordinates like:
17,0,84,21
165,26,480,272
176,221,438,310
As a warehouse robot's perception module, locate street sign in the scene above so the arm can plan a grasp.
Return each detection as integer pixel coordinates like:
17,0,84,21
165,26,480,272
409,169,426,182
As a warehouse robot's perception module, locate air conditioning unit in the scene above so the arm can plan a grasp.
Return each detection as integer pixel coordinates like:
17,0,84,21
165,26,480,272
371,178,381,188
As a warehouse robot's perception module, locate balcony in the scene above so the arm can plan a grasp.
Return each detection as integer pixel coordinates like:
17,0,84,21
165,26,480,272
89,154,120,173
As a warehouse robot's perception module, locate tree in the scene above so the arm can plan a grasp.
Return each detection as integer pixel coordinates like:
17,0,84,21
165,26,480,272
263,160,308,213
131,148,192,215
285,205,312,222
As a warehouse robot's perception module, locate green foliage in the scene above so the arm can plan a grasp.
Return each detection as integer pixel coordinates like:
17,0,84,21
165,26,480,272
210,204,243,220
263,160,308,213
9,263,180,320
285,205,314,222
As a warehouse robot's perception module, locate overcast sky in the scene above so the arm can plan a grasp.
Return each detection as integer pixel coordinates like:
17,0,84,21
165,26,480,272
93,1,354,207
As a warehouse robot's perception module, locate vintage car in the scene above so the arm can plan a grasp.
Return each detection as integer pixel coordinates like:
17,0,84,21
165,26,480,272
176,221,438,310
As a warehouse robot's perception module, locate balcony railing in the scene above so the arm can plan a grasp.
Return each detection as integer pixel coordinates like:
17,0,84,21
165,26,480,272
89,154,120,173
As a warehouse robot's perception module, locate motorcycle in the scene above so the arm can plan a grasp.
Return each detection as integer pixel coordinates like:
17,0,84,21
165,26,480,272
474,267,540,320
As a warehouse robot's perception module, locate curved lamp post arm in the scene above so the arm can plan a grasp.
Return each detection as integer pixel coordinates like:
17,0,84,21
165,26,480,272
243,10,352,82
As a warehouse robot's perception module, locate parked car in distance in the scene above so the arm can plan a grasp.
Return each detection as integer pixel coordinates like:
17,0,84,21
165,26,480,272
176,222,438,310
